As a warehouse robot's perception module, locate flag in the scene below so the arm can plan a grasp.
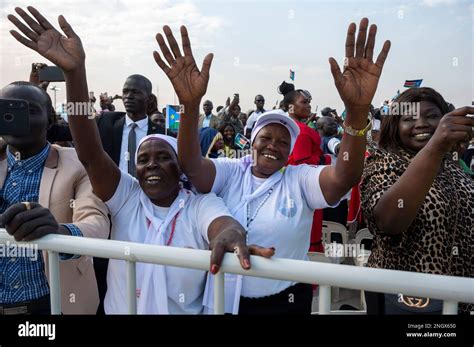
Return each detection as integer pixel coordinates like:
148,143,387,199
166,104,181,131
289,69,295,81
234,133,250,150
404,79,423,88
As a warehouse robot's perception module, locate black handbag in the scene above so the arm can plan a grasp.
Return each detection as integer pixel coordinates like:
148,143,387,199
383,293,443,314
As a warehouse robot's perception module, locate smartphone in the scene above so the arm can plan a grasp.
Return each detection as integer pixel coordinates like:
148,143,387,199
0,98,30,136
39,66,65,82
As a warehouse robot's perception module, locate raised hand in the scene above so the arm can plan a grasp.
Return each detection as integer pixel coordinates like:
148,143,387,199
153,26,213,107
8,6,85,72
428,107,474,154
329,18,390,112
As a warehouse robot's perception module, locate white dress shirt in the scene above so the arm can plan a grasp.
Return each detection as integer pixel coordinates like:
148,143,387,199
118,115,148,173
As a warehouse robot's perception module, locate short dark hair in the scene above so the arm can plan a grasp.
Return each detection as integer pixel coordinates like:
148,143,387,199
6,81,55,124
218,121,236,134
378,87,449,152
126,74,152,96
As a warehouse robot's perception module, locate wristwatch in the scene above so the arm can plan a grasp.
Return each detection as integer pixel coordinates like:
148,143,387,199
342,117,372,137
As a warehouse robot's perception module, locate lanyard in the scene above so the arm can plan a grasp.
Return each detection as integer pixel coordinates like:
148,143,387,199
145,211,181,246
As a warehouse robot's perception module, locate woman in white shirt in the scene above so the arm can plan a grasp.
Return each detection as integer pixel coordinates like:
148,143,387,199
7,6,275,314
152,19,390,313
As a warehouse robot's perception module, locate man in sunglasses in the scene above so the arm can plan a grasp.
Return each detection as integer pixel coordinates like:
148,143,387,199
244,95,266,138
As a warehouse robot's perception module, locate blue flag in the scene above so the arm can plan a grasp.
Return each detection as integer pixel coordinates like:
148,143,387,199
404,79,423,88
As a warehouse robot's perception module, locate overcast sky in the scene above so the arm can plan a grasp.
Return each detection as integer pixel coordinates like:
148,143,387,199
0,0,472,114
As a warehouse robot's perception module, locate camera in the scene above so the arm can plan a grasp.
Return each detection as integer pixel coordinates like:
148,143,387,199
0,98,30,136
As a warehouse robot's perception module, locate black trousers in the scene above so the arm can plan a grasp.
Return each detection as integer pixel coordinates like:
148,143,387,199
94,257,109,315
238,283,313,315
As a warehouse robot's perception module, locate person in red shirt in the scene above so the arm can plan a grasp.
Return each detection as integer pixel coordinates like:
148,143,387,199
279,81,326,253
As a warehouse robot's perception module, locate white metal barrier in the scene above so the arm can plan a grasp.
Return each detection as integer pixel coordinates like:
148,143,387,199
1,229,473,315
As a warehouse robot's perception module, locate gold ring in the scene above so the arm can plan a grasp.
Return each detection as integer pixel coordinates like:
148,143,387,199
22,202,31,211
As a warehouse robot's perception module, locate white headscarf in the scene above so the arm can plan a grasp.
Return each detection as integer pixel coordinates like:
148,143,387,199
135,134,178,164
133,133,188,314
136,189,191,314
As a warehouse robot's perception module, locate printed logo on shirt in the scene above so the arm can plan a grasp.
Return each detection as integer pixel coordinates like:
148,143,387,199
277,197,297,218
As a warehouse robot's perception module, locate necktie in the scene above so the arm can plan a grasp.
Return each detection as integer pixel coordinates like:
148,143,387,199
128,123,137,176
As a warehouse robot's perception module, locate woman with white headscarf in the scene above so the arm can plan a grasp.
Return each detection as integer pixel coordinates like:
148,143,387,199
152,19,391,314
7,6,275,314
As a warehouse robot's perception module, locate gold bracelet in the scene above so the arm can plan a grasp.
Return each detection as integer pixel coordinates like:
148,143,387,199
342,118,372,137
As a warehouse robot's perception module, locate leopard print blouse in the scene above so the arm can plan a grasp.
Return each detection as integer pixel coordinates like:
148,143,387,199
361,146,473,312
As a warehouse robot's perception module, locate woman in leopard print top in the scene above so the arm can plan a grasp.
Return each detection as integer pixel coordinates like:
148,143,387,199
361,87,473,313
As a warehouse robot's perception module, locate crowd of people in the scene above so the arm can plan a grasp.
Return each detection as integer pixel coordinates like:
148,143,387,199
0,6,472,315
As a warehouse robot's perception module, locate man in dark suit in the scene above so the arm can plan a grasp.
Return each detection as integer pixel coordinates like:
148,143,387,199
47,74,171,172
97,74,170,175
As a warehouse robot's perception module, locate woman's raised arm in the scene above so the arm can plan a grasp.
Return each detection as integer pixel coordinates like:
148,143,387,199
8,6,120,201
153,25,216,193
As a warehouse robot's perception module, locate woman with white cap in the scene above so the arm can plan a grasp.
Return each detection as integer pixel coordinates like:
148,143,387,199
7,6,275,314
153,18,390,313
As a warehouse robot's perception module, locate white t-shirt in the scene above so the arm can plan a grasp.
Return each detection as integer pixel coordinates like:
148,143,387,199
118,115,148,173
244,110,264,133
104,171,232,314
211,158,338,297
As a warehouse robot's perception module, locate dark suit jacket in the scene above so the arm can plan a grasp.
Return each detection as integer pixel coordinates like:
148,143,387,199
96,112,175,165
47,112,175,166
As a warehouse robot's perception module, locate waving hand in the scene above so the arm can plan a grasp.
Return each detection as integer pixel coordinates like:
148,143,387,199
8,6,85,72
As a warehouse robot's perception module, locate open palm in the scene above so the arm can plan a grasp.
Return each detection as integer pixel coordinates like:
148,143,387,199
153,26,213,106
8,6,85,72
329,18,391,109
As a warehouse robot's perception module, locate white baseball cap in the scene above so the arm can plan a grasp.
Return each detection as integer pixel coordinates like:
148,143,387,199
251,110,300,151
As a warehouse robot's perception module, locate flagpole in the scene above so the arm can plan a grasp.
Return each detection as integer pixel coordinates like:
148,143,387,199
165,104,168,136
